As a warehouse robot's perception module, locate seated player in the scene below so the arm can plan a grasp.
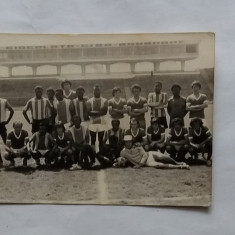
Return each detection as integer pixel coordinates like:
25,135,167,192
69,116,96,170
96,120,124,168
145,118,166,153
188,118,212,166
166,118,189,161
114,135,189,169
125,118,147,147
51,122,73,168
3,121,30,167
29,123,56,166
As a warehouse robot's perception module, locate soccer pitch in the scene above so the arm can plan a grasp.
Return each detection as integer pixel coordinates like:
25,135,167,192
0,105,212,206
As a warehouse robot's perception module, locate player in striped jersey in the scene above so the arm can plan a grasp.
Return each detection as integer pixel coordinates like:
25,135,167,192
54,89,73,128
61,80,77,100
127,84,148,130
69,116,96,170
0,97,14,166
108,86,127,130
86,84,108,151
46,87,57,133
23,86,53,134
70,86,89,126
96,119,124,168
145,118,166,153
148,82,168,128
125,118,147,147
188,118,212,166
29,123,56,166
166,118,189,162
186,81,208,122
3,121,30,167
167,84,187,128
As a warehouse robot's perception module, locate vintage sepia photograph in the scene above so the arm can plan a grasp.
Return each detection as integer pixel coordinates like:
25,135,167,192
0,33,214,206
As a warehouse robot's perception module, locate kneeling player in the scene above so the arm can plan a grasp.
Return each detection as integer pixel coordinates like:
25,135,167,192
3,121,30,167
145,118,166,153
29,123,56,166
166,118,189,161
51,122,73,168
69,116,96,170
114,135,189,169
188,118,212,166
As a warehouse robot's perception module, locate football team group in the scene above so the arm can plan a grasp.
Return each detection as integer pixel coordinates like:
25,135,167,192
0,79,212,171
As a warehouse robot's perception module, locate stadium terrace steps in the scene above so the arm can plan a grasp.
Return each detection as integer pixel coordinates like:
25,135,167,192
0,71,213,107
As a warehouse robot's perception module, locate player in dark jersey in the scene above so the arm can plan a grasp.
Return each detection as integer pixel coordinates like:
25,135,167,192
167,84,187,128
166,118,189,161
148,82,168,128
188,118,212,166
127,84,148,130
3,121,30,167
29,123,56,166
49,122,74,168
145,118,166,153
125,118,147,147
186,81,208,121
96,119,124,168
61,80,77,100
108,86,127,130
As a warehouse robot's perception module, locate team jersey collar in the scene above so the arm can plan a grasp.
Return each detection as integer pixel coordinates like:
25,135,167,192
63,90,72,98
194,128,202,136
13,130,22,139
113,97,121,105
132,96,141,104
131,128,140,137
153,127,160,134
192,93,202,101
174,128,183,137
58,133,65,140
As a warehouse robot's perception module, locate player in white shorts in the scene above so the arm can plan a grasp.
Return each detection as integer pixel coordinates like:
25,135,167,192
86,85,108,151
108,86,127,130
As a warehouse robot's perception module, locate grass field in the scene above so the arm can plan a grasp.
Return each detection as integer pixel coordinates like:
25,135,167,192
0,104,213,207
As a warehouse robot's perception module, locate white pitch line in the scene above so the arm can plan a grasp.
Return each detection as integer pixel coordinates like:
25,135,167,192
97,170,108,204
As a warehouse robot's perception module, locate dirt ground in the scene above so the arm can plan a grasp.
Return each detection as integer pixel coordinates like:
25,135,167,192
0,107,213,207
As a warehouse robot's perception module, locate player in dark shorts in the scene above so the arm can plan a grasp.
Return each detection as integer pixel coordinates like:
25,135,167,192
145,118,166,153
148,82,168,128
167,84,187,128
127,84,148,130
188,118,212,166
46,87,57,134
166,118,189,162
49,122,74,168
125,117,147,147
0,97,14,166
96,119,124,168
29,123,56,166
69,116,96,170
61,80,77,100
3,121,30,167
23,86,53,134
